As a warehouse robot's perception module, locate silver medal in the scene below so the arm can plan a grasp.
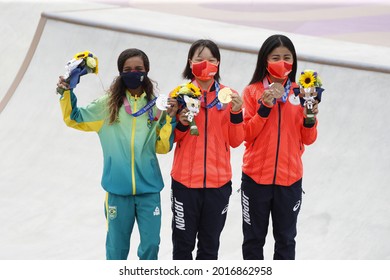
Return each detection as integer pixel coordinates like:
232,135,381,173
156,95,169,111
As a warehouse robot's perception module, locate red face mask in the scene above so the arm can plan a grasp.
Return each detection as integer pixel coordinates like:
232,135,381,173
267,60,293,79
191,60,218,81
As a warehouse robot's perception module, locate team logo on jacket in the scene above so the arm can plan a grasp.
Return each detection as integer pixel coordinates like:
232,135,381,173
108,206,117,220
153,206,160,216
289,94,300,106
221,204,229,215
293,200,301,212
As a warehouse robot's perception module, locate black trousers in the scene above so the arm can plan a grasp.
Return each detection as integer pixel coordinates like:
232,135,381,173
241,173,303,260
171,178,232,260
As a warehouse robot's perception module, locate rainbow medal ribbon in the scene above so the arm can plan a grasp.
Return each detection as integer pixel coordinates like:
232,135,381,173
123,96,161,128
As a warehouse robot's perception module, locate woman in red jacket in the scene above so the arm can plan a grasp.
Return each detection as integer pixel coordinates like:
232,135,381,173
170,39,244,260
241,34,319,260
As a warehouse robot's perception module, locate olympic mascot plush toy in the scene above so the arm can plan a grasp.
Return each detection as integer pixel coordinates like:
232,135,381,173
293,69,324,125
170,83,201,136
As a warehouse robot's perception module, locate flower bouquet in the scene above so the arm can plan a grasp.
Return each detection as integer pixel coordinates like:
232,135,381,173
57,51,98,95
170,83,202,135
293,69,324,125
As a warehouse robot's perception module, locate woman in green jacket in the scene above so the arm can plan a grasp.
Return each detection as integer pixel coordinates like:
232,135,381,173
57,48,178,260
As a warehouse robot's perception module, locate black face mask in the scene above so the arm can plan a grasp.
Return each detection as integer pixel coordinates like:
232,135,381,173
120,71,146,89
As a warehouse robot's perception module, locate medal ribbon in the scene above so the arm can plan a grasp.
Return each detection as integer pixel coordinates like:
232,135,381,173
205,81,223,110
123,96,161,122
191,80,223,110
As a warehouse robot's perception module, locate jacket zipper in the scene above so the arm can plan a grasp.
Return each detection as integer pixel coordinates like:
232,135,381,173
272,103,281,184
203,91,208,188
131,96,137,195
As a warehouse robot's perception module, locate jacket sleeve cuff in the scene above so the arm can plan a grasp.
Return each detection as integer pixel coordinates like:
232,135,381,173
257,102,272,118
176,121,190,132
230,110,243,124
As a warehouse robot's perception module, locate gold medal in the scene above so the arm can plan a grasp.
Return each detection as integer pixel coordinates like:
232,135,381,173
218,87,233,104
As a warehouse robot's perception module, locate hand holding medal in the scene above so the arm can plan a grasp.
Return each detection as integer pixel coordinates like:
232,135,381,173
218,87,233,104
156,95,169,110
261,80,286,107
218,87,243,112
269,82,285,99
156,94,178,117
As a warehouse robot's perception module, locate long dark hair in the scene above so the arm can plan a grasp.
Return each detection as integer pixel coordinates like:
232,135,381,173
182,39,221,82
107,48,155,124
249,34,297,85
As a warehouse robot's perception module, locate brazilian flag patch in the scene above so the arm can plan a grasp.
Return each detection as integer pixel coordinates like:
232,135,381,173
108,206,117,220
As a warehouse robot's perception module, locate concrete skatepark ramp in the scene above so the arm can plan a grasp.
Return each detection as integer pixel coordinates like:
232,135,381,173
1,5,390,260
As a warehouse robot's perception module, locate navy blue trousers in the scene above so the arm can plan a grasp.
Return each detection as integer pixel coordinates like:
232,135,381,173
241,173,303,260
171,179,232,260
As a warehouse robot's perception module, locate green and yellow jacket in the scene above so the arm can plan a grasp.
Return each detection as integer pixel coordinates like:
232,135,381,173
60,89,176,196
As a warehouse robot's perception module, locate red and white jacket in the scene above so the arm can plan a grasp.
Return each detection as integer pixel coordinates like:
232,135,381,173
242,80,318,186
171,81,244,188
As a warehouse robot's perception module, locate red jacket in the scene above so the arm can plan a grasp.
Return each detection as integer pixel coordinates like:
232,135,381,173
171,82,244,188
242,81,317,186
